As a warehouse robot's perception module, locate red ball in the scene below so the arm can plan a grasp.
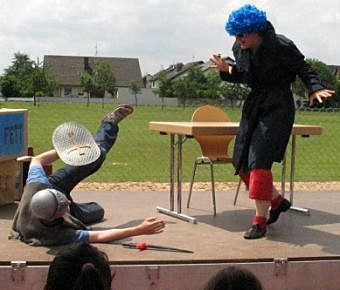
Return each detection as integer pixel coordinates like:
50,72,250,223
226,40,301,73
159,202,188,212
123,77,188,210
136,242,147,250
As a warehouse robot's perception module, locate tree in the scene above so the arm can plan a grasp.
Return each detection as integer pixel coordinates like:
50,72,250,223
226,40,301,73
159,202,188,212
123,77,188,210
333,80,340,107
5,52,34,80
221,83,250,108
204,71,224,100
30,66,58,105
21,62,59,105
308,59,336,88
292,58,336,108
172,67,227,107
80,61,116,106
153,72,175,109
5,52,35,99
173,79,190,107
155,67,223,107
0,52,58,103
129,81,142,106
181,67,207,100
0,75,21,100
154,71,175,98
93,61,116,98
80,73,96,107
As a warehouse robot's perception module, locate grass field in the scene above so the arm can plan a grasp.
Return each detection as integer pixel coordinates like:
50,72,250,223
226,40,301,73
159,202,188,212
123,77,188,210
2,101,340,183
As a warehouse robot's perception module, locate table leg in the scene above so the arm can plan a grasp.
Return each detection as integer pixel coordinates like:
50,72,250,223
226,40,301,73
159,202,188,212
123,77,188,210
177,135,182,213
156,134,197,223
288,135,310,215
170,134,175,211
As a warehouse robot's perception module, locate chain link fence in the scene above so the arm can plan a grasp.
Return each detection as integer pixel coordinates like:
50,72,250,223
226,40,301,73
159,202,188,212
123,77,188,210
2,100,340,185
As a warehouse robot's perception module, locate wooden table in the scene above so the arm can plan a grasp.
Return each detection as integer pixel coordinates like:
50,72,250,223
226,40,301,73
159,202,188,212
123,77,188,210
149,122,322,223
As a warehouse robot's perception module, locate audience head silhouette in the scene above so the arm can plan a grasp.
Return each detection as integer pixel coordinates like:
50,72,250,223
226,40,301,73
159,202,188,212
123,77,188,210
45,242,112,290
204,266,263,290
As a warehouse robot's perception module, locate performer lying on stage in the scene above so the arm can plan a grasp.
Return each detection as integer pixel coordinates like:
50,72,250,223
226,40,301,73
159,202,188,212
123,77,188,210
10,105,165,246
210,4,334,239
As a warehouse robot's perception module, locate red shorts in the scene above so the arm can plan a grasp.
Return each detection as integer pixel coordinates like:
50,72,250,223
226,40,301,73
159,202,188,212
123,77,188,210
239,168,273,201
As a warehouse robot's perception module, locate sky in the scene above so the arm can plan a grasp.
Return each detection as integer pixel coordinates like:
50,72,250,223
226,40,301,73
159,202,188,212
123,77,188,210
0,0,339,76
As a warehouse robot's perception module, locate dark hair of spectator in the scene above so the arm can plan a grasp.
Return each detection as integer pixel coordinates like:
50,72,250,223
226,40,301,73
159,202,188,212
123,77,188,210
45,242,113,290
203,266,263,290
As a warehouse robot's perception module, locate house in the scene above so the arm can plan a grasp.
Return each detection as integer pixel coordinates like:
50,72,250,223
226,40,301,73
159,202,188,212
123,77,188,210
44,55,143,97
146,61,204,88
145,57,235,89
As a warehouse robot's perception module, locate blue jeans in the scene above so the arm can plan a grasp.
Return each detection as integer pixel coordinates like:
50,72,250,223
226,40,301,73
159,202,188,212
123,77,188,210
48,122,119,223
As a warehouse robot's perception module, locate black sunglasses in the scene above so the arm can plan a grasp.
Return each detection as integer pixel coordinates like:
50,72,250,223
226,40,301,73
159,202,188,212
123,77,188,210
236,33,245,38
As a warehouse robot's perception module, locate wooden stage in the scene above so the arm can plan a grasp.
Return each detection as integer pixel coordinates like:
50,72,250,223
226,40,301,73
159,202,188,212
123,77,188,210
1,188,340,290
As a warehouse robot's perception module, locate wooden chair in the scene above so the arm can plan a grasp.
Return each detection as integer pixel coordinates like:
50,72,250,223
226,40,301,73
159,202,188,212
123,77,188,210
186,105,242,216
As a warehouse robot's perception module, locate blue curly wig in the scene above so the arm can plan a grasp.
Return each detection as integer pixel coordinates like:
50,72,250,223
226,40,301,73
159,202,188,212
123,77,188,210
225,4,267,36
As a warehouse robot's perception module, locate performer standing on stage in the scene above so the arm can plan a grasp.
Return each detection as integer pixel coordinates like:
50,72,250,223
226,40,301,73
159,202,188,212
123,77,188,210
210,4,334,239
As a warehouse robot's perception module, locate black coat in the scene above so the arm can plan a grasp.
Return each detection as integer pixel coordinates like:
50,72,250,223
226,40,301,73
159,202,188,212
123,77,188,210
220,22,324,174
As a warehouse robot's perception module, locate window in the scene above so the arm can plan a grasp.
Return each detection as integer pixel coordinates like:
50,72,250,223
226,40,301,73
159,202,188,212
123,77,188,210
64,88,72,97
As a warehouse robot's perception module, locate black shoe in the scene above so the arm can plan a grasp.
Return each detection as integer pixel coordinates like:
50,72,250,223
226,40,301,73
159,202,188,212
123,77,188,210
267,198,291,225
243,224,266,239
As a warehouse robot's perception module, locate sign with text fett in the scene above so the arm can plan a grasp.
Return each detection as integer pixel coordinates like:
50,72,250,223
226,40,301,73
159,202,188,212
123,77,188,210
0,113,25,158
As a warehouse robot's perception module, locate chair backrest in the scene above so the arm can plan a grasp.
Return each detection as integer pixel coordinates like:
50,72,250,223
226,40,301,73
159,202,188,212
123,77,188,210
191,105,234,159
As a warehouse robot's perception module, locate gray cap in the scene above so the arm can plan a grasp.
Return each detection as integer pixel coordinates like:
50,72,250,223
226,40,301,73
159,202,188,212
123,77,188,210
30,189,69,220
52,122,101,166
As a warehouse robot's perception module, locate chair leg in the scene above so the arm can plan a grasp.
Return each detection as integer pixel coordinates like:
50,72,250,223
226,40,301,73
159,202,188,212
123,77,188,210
233,178,242,206
209,161,217,216
187,160,198,208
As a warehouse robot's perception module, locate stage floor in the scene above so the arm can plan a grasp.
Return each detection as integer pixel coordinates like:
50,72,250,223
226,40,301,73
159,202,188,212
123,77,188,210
1,188,340,264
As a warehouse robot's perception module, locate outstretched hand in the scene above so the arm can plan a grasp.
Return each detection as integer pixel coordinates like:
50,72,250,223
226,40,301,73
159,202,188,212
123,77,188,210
209,54,233,74
136,217,165,235
88,217,165,243
309,89,335,106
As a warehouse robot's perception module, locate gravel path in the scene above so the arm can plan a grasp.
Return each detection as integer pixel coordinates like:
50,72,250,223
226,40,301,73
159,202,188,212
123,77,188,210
75,181,340,192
